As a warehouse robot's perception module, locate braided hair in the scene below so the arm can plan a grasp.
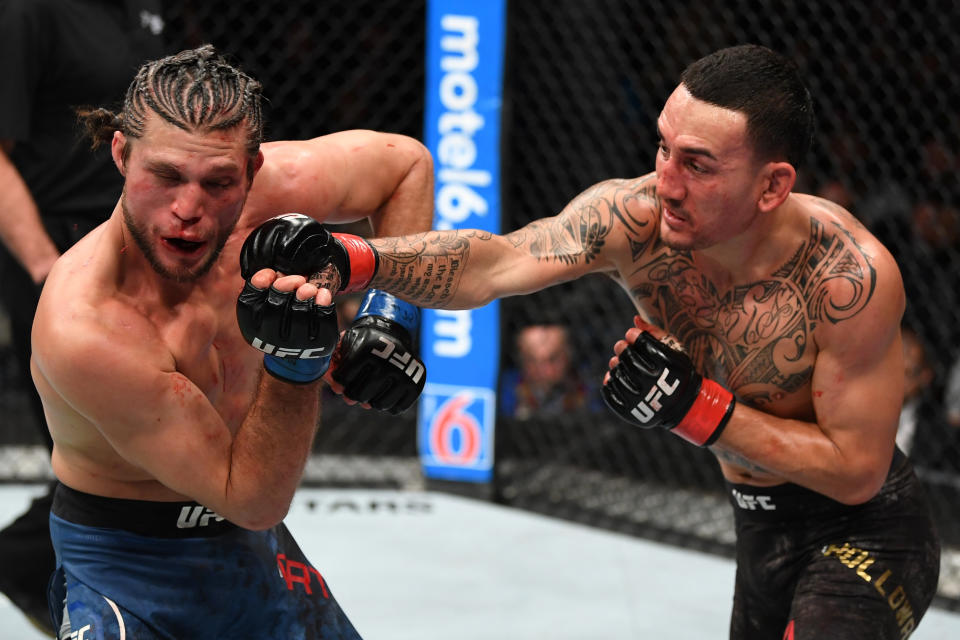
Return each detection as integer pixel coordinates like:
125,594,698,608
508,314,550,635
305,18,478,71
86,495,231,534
77,45,264,176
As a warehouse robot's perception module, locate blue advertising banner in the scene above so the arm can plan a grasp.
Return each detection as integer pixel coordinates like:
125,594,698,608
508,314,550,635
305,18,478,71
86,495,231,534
418,0,506,483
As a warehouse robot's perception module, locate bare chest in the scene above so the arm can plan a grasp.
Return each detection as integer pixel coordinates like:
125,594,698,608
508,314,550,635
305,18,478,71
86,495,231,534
642,267,816,414
157,300,261,430
622,233,873,415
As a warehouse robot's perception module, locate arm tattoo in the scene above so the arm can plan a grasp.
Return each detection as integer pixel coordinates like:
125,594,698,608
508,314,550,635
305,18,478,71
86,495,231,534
371,230,491,307
506,176,659,265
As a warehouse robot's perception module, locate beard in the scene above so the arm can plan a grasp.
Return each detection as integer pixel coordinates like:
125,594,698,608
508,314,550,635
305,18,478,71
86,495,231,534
659,219,698,252
121,196,233,283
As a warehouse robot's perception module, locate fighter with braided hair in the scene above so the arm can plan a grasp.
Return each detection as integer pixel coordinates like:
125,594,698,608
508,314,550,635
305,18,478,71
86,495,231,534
31,45,432,638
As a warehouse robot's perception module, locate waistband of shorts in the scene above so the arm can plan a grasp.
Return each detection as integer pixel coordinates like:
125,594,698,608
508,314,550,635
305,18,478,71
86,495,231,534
725,446,907,521
52,483,238,538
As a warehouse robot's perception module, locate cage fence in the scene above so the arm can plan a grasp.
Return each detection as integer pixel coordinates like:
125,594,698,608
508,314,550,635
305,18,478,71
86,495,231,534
1,0,959,609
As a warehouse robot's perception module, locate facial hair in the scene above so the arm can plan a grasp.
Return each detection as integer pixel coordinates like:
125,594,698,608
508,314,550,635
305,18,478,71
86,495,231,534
121,194,233,282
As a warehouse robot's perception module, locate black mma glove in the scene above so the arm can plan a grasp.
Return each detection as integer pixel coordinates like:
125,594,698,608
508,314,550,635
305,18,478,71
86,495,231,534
238,213,379,293
602,331,735,446
237,214,355,384
236,281,338,384
331,289,426,414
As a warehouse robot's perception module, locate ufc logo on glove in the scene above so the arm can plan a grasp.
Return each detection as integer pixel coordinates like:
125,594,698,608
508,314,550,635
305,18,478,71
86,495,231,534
371,337,426,384
250,338,330,360
630,369,680,423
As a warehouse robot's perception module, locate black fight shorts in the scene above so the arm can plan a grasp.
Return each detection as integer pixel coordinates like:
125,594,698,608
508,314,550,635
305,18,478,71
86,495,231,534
728,449,940,640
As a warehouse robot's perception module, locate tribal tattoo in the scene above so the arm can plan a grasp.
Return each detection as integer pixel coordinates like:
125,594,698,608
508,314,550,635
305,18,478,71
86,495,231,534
368,177,659,307
631,217,876,408
507,177,660,264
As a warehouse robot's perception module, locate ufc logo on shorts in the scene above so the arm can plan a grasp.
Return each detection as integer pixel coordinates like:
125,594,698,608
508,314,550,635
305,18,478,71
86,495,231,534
177,505,225,529
732,488,777,511
67,625,92,640
372,336,425,383
251,338,326,359
630,369,679,423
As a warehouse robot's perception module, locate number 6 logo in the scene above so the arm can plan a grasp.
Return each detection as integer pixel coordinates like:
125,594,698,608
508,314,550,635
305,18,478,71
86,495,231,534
429,392,481,464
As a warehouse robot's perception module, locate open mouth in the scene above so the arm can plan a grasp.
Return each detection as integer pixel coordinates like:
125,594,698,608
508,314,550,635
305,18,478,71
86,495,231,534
662,205,688,227
162,237,206,255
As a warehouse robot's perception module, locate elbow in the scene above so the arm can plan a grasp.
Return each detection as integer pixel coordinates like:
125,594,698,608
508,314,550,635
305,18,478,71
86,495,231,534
234,505,290,531
224,496,292,531
831,469,886,506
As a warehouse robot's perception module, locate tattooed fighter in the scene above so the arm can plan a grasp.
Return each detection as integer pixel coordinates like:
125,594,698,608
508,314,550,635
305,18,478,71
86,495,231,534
251,45,940,639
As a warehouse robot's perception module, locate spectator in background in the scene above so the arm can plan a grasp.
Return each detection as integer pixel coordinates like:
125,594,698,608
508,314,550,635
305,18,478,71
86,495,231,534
0,0,167,631
499,322,600,419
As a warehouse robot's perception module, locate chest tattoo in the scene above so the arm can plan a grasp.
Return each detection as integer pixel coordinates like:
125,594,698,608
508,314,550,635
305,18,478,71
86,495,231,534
630,218,875,406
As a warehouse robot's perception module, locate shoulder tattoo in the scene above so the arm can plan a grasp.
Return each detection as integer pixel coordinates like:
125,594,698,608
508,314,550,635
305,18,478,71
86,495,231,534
506,176,660,265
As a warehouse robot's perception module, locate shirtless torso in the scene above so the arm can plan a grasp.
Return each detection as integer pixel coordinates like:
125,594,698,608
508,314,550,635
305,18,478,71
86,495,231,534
31,125,433,526
592,176,883,486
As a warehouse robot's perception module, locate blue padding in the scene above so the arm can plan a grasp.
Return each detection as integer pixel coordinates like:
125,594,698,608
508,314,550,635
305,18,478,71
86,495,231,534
264,353,331,384
355,289,420,333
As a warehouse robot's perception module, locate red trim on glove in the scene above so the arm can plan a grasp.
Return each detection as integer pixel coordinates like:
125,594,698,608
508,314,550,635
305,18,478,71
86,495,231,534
332,233,378,293
671,379,736,447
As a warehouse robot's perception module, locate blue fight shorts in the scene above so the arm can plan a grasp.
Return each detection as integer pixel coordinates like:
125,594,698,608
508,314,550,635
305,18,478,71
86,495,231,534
47,483,362,639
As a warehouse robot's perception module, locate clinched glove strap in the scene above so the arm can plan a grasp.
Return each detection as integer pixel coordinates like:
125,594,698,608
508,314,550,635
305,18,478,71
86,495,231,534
354,289,420,334
332,233,379,293
264,353,331,385
671,379,736,447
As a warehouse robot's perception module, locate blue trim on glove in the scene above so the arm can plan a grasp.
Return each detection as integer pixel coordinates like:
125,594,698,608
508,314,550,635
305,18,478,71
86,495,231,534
355,289,420,333
264,353,332,384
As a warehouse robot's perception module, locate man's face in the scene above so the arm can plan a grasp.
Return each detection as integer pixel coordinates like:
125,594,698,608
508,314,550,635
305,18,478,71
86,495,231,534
115,114,256,282
518,326,571,391
654,85,768,251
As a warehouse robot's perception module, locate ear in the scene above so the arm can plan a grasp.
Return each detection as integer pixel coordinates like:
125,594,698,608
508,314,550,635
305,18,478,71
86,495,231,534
248,150,265,186
757,162,796,212
111,131,127,175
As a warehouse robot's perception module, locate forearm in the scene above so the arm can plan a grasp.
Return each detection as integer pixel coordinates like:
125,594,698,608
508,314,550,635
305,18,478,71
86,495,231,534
710,403,894,504
0,148,59,283
223,374,321,529
367,229,517,309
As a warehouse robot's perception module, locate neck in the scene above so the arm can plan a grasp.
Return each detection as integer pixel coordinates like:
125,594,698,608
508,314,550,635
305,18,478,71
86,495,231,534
109,213,201,306
693,196,796,287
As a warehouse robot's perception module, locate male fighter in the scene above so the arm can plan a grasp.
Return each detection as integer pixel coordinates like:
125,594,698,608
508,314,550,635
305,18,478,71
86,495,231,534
30,45,431,638
254,45,941,639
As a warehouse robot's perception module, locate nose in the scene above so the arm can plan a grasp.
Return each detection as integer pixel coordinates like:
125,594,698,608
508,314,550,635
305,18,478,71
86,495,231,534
170,183,203,222
656,156,684,203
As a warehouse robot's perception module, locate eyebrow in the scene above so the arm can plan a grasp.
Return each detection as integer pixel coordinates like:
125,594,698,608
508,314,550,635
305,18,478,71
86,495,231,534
657,125,719,161
144,158,241,176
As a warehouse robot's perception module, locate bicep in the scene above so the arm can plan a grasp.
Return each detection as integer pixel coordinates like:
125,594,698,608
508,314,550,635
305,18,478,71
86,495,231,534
499,180,644,285
247,132,430,225
809,313,903,472
43,331,234,505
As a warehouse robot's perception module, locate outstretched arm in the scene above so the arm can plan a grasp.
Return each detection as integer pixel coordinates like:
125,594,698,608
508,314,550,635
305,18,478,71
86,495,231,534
366,177,654,308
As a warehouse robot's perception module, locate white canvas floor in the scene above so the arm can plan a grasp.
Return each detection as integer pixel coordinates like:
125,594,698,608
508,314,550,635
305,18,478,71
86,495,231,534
2,484,959,639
